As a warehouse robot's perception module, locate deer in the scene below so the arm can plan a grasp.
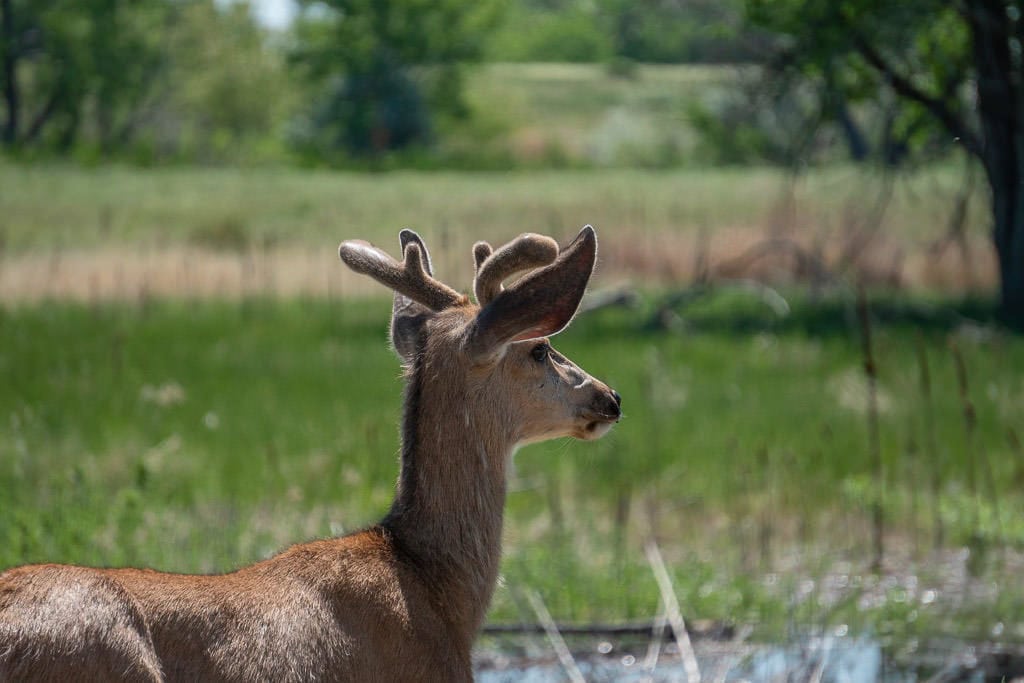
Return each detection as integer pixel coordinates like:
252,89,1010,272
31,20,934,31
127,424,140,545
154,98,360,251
0,225,621,682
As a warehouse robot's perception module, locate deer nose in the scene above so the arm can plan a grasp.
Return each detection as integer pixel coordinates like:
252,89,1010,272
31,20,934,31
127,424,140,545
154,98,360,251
604,389,622,419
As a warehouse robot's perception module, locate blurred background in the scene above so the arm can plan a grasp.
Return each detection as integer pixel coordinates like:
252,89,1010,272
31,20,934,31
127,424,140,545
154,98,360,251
2,0,1024,679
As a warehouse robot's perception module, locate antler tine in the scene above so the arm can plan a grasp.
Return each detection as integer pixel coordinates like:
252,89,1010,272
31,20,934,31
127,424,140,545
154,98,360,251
339,236,464,312
473,241,493,272
473,233,559,306
401,229,435,276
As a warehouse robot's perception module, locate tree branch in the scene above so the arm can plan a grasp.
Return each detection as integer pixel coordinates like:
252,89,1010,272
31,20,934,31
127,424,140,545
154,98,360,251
23,83,63,143
850,33,983,158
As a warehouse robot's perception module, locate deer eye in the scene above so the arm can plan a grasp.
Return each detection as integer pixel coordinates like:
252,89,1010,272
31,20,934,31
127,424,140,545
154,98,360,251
530,343,549,362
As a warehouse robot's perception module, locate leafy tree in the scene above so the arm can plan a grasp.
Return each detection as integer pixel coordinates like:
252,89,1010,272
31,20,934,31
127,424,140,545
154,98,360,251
745,0,1024,325
1,0,290,162
0,0,166,153
291,0,501,159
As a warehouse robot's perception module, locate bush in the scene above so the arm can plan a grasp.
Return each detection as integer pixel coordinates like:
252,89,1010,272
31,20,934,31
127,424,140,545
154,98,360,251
688,77,823,165
290,57,433,162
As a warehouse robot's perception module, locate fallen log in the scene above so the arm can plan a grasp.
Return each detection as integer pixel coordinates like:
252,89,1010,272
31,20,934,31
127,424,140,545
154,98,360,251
481,619,734,642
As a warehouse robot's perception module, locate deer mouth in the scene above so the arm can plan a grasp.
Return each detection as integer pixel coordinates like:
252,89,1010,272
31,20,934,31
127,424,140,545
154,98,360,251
577,411,620,440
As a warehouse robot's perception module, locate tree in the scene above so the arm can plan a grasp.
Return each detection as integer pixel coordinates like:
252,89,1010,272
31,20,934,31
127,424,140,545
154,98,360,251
1,0,290,162
290,0,501,158
746,0,1024,326
0,0,167,153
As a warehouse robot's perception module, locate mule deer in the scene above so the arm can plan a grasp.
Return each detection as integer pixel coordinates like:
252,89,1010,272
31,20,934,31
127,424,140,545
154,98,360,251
0,226,620,681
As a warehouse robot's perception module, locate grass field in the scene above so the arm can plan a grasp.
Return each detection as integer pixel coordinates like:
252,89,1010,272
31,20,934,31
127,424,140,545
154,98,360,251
3,294,1022,644
1,152,1020,659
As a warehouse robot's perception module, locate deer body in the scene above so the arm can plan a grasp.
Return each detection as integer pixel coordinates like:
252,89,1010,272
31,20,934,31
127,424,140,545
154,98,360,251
0,227,620,682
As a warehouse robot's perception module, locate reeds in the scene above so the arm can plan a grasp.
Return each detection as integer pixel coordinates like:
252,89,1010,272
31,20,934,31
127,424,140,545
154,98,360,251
856,287,885,571
950,341,1004,568
914,334,944,549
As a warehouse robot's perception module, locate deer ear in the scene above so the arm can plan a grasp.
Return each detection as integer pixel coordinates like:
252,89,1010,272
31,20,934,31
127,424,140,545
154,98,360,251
390,230,434,363
468,225,596,359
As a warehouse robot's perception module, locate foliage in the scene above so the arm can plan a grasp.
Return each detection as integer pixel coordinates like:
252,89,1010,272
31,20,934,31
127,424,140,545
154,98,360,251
742,0,969,164
0,0,168,153
487,3,614,63
289,0,502,160
0,0,290,162
489,0,762,64
1,0,764,165
599,0,762,64
687,75,820,166
158,2,292,164
290,55,432,160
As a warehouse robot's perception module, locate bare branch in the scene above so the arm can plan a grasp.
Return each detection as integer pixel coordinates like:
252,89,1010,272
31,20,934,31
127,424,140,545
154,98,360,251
23,83,64,144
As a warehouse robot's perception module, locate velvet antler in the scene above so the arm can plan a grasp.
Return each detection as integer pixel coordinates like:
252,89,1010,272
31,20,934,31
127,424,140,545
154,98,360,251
473,233,559,306
339,234,465,311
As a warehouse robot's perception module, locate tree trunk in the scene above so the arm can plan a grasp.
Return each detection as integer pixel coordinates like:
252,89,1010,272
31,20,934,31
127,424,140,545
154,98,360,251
988,170,1024,327
968,0,1024,326
823,61,869,161
1,0,18,145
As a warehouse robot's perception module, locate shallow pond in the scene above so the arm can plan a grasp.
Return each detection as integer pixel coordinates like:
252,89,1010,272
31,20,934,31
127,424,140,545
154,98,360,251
475,633,1023,682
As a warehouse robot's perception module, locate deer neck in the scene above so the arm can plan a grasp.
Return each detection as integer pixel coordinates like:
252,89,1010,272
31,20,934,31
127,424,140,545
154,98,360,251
381,360,511,635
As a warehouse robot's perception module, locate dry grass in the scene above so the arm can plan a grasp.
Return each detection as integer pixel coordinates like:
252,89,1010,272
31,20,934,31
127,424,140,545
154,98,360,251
0,246,373,302
0,228,995,302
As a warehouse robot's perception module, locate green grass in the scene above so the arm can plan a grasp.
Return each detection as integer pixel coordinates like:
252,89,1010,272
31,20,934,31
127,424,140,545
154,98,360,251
3,295,1022,641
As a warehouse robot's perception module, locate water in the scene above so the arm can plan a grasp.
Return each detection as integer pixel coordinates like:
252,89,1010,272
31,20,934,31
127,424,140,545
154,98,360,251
477,636,885,683
476,634,1019,682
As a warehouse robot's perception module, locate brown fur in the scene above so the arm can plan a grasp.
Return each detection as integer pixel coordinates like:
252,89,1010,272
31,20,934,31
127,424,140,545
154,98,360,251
0,227,620,682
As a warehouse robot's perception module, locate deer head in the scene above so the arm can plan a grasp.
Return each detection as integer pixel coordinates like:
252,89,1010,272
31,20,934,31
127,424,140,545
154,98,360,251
338,226,621,449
